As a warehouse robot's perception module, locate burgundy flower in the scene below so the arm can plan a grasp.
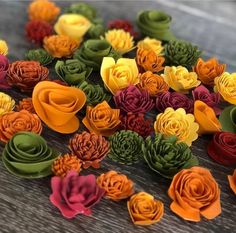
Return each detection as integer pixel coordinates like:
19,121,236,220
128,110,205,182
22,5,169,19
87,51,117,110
156,91,194,113
207,132,236,166
0,55,10,89
50,171,105,218
114,85,154,114
192,85,221,115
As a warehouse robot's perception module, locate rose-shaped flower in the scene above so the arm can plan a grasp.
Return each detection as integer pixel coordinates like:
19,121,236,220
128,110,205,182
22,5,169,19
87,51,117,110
54,14,91,42
154,107,199,146
156,91,194,113
73,39,121,71
6,61,49,92
192,85,221,115
219,105,236,133
137,37,163,55
87,23,105,39
120,112,153,138
164,40,202,69
25,49,54,66
214,72,236,105
0,54,10,89
114,85,154,114
25,20,53,44
2,132,60,178
207,132,236,166
136,10,175,41
69,131,109,169
97,170,134,201
162,66,200,93
168,166,221,222
32,81,86,133
0,40,8,55
50,171,104,218
143,133,199,178
228,169,236,194
43,35,79,58
0,92,15,116
28,0,60,23
194,58,226,86
16,98,35,114
82,101,121,136
127,192,164,225
108,130,144,165
101,57,139,95
138,71,169,96
55,59,92,86
136,48,165,73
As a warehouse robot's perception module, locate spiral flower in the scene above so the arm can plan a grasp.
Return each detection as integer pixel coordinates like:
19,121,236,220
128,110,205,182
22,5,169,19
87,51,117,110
137,37,163,55
0,40,8,55
16,98,35,114
228,169,236,194
0,54,10,89
219,105,236,133
0,92,15,116
87,23,105,39
25,49,54,66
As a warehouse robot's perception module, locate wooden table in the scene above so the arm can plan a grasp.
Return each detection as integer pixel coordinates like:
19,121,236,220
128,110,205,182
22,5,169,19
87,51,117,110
0,1,235,233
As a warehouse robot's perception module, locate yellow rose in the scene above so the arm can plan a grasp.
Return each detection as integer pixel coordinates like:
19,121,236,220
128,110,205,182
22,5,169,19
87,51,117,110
137,37,163,55
54,14,91,41
0,40,8,55
154,107,199,146
214,72,236,104
0,92,15,116
100,57,139,95
162,66,201,93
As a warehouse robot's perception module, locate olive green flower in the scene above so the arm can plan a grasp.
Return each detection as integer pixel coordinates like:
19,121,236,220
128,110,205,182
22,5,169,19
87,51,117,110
25,49,54,66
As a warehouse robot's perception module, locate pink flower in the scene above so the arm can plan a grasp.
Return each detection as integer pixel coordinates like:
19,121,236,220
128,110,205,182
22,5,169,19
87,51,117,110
0,55,10,89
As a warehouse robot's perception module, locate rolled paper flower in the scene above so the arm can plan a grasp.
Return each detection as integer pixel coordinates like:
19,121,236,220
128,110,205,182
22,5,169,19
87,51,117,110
114,85,154,114
207,132,236,166
162,66,201,94
156,91,194,113
82,101,121,136
0,54,10,89
101,57,139,95
105,29,134,54
25,49,54,66
0,40,8,55
136,48,165,73
214,72,236,105
74,39,121,71
219,105,236,133
136,10,175,41
168,166,221,222
50,171,104,218
97,171,134,201
164,40,202,69
28,0,60,23
192,85,221,115
32,81,86,133
43,35,79,58
137,37,163,55
127,192,164,225
108,130,144,165
6,61,49,92
52,154,82,177
55,59,92,86
25,20,53,44
228,169,236,194
194,58,226,86
154,107,199,146
120,112,153,138
138,71,169,97
87,23,105,39
69,131,109,169
54,14,91,42
16,98,35,114
2,132,60,178
0,92,15,116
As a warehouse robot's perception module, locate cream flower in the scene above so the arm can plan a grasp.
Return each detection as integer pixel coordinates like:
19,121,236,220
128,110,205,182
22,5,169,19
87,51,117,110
0,40,8,55
137,37,163,55
0,92,15,116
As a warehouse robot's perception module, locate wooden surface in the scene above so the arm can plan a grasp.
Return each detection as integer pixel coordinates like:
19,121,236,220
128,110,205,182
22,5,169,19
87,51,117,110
0,1,235,233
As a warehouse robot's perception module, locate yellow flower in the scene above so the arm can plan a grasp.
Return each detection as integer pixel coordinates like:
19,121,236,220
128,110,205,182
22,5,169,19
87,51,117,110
137,37,163,55
0,92,15,116
100,57,139,95
0,40,8,55
162,66,201,93
214,72,236,105
105,29,134,54
54,14,91,42
154,107,199,146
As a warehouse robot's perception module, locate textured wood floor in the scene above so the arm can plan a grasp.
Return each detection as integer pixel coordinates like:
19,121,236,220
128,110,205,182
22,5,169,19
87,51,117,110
0,1,235,233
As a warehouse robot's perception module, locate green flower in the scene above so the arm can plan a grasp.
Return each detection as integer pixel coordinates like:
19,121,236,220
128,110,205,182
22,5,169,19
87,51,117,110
108,130,144,165
55,59,92,86
25,49,54,65
87,24,105,39
142,133,199,179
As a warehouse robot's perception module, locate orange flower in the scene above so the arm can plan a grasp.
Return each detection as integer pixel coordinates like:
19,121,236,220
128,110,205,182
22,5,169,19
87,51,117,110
168,166,221,222
138,71,169,96
82,101,121,137
52,154,82,177
16,98,35,114
28,0,60,23
43,35,79,58
194,58,226,86
228,169,236,194
127,192,164,225
136,48,165,73
0,110,42,143
97,171,134,201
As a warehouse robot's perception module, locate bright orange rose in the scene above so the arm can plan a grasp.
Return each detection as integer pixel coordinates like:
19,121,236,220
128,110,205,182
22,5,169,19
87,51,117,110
228,169,236,194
